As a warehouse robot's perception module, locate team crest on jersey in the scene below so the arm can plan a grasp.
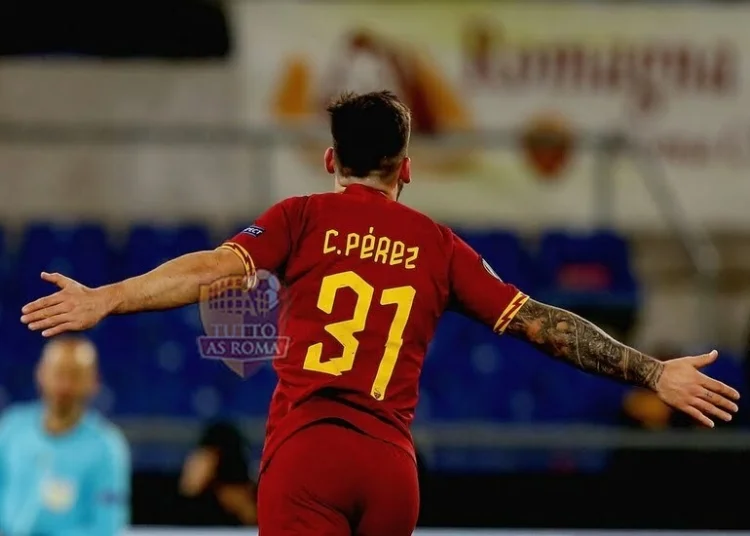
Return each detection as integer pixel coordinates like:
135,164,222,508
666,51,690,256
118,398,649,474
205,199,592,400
240,225,264,238
197,270,290,378
41,478,77,512
482,258,503,281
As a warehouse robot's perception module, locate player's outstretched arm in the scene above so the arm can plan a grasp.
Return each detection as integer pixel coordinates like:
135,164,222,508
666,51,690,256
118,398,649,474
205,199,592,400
505,299,740,427
20,248,245,338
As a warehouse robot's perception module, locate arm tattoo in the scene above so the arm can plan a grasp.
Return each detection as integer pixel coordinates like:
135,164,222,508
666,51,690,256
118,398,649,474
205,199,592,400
505,299,664,390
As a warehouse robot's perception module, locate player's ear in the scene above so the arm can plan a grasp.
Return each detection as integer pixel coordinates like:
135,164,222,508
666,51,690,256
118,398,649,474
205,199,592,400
35,362,44,392
399,157,411,184
324,147,336,174
89,370,101,397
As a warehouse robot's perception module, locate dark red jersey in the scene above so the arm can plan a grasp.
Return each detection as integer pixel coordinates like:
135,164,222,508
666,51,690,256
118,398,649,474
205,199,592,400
222,184,527,472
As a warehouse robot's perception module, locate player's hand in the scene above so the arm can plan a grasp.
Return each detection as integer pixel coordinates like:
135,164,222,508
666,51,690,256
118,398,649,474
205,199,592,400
20,272,111,337
654,350,740,428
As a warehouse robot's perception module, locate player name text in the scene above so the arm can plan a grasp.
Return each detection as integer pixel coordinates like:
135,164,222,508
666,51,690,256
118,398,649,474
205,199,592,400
323,227,419,269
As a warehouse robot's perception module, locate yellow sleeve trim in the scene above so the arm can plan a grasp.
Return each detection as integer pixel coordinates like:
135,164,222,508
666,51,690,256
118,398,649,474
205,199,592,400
219,242,257,288
493,292,529,334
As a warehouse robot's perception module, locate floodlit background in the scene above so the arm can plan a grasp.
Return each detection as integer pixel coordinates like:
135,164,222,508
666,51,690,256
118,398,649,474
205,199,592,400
1,0,750,533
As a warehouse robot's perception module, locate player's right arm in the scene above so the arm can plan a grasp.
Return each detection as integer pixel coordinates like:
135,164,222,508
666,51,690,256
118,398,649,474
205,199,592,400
19,248,244,337
447,232,740,427
21,198,303,338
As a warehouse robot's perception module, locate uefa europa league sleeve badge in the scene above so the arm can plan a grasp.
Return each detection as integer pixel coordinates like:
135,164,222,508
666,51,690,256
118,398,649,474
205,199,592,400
197,270,290,378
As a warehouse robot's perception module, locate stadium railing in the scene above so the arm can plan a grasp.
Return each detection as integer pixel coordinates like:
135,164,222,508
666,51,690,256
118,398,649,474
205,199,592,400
119,417,750,457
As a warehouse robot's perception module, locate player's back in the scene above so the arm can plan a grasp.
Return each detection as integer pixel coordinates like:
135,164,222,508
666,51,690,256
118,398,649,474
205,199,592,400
223,183,525,471
276,185,450,432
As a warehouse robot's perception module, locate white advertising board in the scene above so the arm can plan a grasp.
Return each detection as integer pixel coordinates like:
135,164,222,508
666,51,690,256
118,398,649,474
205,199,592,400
233,2,750,230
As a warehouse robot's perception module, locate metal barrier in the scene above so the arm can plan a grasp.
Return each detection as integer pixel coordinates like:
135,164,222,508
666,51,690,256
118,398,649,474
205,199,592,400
118,418,750,452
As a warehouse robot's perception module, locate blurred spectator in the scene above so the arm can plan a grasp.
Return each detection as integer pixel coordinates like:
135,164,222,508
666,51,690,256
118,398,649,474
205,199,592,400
179,421,257,526
0,336,130,535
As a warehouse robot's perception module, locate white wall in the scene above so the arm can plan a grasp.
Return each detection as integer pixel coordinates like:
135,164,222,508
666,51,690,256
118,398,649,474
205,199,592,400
0,62,265,225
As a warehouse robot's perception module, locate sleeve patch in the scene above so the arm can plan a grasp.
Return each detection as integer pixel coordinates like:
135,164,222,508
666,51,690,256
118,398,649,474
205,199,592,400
97,490,126,505
241,225,265,238
493,292,529,334
482,258,503,281
219,242,257,288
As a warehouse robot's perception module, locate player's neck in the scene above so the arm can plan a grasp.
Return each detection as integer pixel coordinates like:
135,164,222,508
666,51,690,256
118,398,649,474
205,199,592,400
44,406,85,435
338,177,397,201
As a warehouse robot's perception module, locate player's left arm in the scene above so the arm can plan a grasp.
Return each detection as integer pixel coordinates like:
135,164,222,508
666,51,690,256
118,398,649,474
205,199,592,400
506,299,740,426
505,300,663,389
448,232,739,426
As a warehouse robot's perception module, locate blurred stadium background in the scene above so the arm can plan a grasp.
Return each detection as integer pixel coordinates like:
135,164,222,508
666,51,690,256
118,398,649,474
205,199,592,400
3,0,750,533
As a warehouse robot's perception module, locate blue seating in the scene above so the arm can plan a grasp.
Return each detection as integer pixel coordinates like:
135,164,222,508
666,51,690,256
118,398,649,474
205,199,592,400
121,224,212,278
18,223,111,303
456,229,534,292
689,349,750,425
0,303,39,403
535,229,638,309
224,363,278,417
423,320,543,422
697,350,747,392
1,223,645,433
422,312,479,387
467,331,538,422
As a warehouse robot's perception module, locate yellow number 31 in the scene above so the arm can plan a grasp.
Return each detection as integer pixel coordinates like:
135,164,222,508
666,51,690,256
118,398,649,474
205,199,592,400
302,271,416,400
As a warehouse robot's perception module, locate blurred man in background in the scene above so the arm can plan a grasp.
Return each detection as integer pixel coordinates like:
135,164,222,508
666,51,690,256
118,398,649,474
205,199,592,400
0,336,130,536
179,421,257,526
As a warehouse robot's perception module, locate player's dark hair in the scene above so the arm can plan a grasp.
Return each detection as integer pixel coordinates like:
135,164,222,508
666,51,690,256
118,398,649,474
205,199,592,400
326,90,411,179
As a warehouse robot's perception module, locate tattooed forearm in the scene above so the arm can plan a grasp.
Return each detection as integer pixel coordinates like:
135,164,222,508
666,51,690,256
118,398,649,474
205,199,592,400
505,299,664,390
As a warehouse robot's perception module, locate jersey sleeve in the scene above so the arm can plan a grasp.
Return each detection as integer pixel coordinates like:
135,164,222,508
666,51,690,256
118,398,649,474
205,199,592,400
447,233,529,334
219,197,305,280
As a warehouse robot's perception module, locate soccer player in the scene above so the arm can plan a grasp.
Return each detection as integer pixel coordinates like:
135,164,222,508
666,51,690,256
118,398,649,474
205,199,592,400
21,91,739,536
0,336,130,535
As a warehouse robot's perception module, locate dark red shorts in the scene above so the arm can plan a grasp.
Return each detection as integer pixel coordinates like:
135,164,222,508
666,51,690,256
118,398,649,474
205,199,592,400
258,420,419,536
